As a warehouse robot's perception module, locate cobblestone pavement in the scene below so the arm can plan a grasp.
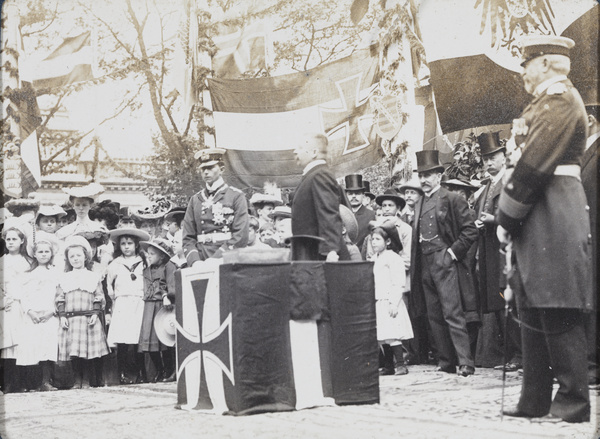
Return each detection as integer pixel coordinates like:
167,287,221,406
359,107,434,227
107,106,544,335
1,365,598,439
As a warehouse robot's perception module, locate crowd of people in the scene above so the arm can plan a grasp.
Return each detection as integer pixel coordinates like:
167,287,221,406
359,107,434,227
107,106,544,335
0,34,597,424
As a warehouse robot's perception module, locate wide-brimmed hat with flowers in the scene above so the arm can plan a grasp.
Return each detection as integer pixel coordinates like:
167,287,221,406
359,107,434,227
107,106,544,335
62,183,105,201
133,198,173,220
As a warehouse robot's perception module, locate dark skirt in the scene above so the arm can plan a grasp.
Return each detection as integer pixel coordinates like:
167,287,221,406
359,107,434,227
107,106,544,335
138,301,168,353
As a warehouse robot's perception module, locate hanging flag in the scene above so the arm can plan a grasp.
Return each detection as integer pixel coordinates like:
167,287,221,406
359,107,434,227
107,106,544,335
19,130,42,195
173,0,199,115
208,46,384,189
175,262,378,415
417,0,597,134
212,20,269,78
24,32,93,89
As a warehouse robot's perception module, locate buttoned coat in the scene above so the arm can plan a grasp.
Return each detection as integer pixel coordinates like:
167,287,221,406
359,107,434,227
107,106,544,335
498,79,592,310
182,184,249,265
291,163,349,259
409,187,479,318
474,177,505,313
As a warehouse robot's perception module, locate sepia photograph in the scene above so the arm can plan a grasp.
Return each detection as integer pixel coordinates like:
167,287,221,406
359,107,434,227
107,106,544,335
0,0,598,437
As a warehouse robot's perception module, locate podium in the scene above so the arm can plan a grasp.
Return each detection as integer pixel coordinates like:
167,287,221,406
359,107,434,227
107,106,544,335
175,261,378,415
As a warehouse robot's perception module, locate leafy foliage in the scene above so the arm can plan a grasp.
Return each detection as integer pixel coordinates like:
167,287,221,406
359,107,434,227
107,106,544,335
444,132,486,181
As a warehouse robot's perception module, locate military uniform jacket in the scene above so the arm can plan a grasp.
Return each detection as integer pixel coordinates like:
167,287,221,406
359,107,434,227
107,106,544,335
474,176,505,313
409,187,479,318
497,78,592,310
291,163,348,259
182,183,249,265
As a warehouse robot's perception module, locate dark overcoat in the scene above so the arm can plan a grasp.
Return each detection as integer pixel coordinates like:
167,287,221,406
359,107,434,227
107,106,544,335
291,163,349,259
409,187,479,318
474,177,505,313
498,79,592,310
581,135,598,304
354,204,376,248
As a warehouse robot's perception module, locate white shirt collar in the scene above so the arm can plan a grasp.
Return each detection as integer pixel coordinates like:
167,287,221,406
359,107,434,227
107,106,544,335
206,177,225,192
302,160,327,175
491,167,506,185
424,184,441,198
587,131,600,150
534,75,568,97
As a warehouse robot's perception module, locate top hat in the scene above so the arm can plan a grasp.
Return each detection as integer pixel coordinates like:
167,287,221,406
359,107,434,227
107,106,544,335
141,238,174,259
363,181,375,200
344,174,365,191
519,35,575,67
339,204,359,244
375,189,406,210
416,150,445,173
284,235,325,261
478,132,505,156
153,307,176,347
194,147,226,168
62,183,105,201
249,193,284,207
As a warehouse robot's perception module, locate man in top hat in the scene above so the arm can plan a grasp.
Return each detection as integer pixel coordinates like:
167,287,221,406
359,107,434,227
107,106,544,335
362,181,376,208
473,132,522,371
291,133,349,261
345,174,376,249
497,35,592,422
182,148,249,266
410,150,478,377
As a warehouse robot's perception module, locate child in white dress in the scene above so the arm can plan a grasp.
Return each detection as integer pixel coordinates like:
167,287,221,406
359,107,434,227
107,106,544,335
368,219,413,376
1,227,32,392
106,228,149,384
19,232,61,391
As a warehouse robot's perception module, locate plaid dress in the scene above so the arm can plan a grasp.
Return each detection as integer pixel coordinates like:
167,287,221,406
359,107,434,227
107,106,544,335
56,269,109,361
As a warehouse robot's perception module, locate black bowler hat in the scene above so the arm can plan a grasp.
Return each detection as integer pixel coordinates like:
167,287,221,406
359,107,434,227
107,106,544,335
344,174,365,191
363,181,375,200
285,235,325,261
375,189,406,210
415,150,444,173
478,132,505,156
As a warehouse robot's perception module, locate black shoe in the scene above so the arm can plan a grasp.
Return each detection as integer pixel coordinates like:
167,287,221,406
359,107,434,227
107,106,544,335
458,365,475,377
378,367,395,376
435,365,456,374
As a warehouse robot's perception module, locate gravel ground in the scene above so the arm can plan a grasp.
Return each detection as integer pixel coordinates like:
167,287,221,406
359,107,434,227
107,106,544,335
1,365,598,439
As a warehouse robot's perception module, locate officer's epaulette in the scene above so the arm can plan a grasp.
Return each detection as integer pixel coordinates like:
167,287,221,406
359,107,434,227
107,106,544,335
547,82,567,95
229,186,243,194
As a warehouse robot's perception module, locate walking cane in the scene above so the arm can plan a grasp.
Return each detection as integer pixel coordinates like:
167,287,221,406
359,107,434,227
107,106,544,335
500,240,513,421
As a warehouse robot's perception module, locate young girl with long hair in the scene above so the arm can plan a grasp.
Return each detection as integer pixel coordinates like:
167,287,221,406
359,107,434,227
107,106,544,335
19,232,61,391
368,220,413,376
106,228,150,384
56,236,109,389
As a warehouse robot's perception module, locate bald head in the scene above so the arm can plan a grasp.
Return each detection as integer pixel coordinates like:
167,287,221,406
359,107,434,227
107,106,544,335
294,133,329,168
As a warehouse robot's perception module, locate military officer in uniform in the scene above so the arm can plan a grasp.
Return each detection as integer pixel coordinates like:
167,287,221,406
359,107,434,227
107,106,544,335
181,148,249,266
498,36,592,423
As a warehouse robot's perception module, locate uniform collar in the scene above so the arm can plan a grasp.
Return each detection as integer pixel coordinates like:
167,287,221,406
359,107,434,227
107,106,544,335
302,160,327,175
534,75,567,97
205,177,225,194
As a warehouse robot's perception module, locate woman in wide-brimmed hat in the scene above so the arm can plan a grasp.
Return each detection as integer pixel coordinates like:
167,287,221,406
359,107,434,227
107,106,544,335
56,183,106,241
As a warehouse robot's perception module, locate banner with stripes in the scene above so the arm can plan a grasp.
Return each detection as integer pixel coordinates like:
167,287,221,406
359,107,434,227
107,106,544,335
208,46,384,189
